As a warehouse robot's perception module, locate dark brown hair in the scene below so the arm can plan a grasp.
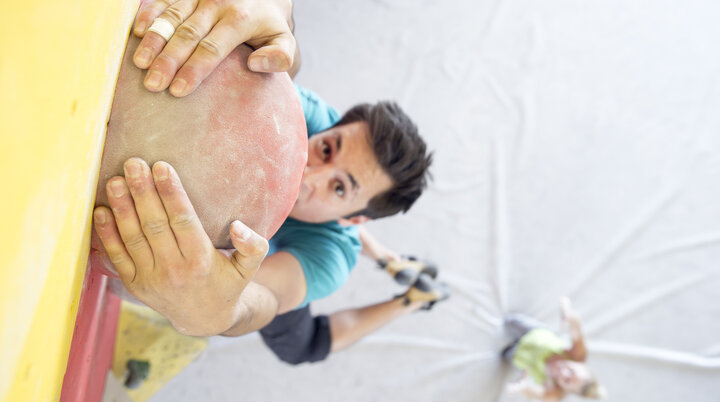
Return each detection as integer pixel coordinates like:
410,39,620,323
336,101,433,219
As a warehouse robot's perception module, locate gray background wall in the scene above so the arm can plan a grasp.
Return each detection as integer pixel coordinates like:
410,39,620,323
153,1,720,401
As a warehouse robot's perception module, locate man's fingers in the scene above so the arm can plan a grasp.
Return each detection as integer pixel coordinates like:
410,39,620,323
134,0,180,37
123,158,183,264
247,35,296,73
229,220,269,280
134,0,199,71
151,161,212,255
168,21,238,97
104,177,155,272
152,6,216,94
133,0,297,96
93,207,137,284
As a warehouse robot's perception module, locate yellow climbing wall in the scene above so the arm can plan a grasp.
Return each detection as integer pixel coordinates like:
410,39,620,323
0,1,140,400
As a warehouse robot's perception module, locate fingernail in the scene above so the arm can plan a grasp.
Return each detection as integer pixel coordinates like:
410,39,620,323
169,79,187,96
135,47,152,67
248,56,269,72
125,159,142,178
146,70,164,90
135,21,147,35
110,180,126,197
94,209,106,224
153,162,168,181
231,220,252,241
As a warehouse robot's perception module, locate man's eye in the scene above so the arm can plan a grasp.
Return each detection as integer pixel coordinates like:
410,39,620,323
321,141,331,160
334,181,345,197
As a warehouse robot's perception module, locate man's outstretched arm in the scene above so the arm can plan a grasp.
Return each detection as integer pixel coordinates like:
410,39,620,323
221,250,308,336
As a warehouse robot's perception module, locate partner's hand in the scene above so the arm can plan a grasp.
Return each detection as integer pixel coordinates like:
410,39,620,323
93,158,268,336
133,0,296,97
560,296,579,324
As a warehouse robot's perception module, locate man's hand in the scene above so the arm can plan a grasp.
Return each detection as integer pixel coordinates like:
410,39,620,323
93,158,268,336
132,0,296,97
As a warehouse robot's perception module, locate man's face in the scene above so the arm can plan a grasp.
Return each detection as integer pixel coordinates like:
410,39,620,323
288,121,393,223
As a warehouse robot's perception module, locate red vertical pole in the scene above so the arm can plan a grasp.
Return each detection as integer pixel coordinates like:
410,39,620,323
60,265,121,402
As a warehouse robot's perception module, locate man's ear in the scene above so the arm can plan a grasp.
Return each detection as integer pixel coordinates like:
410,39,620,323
337,215,371,227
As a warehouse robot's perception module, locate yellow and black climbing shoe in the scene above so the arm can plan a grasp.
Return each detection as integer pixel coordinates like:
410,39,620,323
398,273,450,311
378,255,439,285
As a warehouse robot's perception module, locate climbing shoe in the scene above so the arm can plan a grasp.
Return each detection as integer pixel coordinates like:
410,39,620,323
378,255,438,285
397,273,450,311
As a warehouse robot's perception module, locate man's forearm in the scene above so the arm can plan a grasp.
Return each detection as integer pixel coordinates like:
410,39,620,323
221,281,279,337
166,279,277,337
164,287,263,336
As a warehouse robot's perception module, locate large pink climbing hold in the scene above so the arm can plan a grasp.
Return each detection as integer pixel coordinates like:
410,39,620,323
93,36,307,276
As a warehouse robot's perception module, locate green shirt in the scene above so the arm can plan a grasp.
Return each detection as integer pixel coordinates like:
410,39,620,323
512,328,568,384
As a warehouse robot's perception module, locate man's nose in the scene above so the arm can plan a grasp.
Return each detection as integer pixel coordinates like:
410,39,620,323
302,165,334,192
303,165,333,181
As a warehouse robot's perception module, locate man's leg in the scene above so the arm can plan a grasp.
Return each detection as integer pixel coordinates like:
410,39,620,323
259,299,421,363
260,275,449,363
329,274,450,353
328,297,424,353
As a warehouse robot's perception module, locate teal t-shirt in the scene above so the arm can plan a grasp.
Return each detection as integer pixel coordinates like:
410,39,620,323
267,86,360,308
295,84,341,136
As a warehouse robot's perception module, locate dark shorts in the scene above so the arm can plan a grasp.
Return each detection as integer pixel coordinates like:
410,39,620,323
259,304,331,365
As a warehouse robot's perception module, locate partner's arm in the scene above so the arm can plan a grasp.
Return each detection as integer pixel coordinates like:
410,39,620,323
560,297,588,361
